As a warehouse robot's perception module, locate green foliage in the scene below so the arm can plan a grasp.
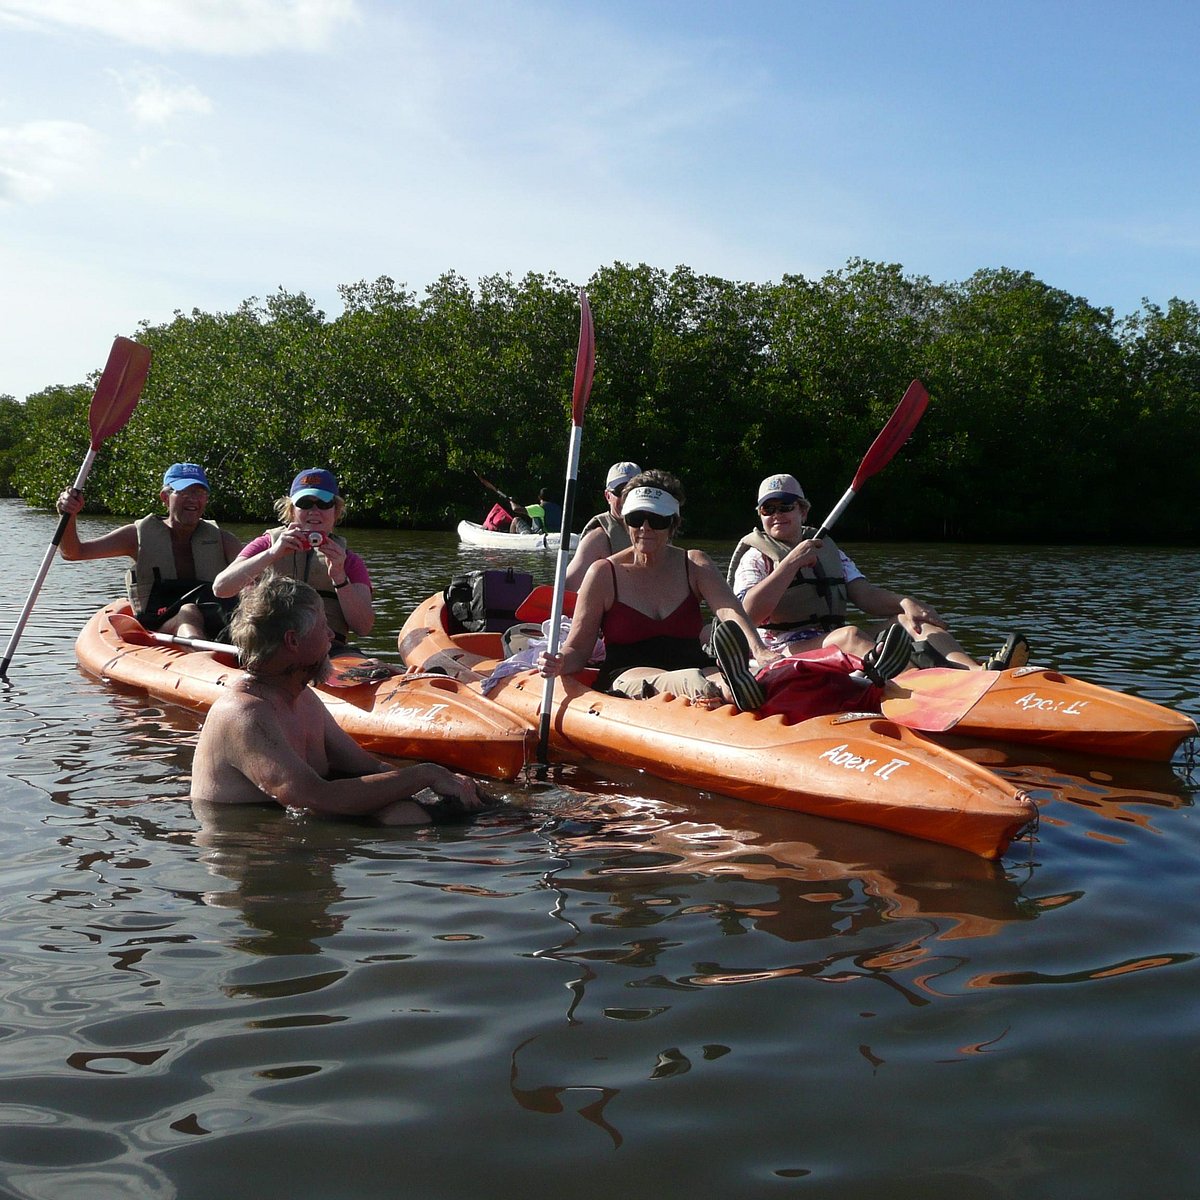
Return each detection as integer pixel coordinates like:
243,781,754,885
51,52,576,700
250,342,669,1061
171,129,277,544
0,395,29,496
7,263,1198,543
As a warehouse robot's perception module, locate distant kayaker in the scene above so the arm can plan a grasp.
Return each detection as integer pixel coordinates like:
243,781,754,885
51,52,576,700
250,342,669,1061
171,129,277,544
213,468,375,650
539,469,792,710
728,472,1028,670
55,462,242,640
564,460,640,590
509,487,562,535
190,575,485,822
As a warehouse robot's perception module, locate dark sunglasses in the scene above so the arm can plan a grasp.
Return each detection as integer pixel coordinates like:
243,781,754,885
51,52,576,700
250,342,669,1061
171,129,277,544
625,511,672,530
295,496,335,510
759,501,799,516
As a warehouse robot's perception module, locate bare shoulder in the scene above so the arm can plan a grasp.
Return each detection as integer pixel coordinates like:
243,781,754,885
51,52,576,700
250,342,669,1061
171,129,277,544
220,529,245,559
686,546,717,572
203,683,269,731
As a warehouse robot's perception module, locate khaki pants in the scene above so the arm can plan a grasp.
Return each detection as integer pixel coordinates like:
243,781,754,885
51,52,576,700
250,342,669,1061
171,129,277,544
609,666,723,702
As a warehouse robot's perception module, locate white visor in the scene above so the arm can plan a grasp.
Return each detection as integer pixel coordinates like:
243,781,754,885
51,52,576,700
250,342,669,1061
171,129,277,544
621,486,680,519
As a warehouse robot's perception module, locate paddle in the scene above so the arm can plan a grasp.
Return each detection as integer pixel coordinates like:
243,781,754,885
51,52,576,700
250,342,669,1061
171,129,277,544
0,337,153,680
813,380,929,539
537,290,595,765
474,471,517,510
107,611,402,689
880,668,1000,732
108,612,235,658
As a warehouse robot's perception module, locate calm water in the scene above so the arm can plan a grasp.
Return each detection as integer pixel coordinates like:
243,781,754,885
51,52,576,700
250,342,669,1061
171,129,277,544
0,498,1197,1200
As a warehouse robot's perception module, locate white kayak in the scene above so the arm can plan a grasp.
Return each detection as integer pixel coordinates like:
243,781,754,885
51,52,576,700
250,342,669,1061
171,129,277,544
456,520,579,551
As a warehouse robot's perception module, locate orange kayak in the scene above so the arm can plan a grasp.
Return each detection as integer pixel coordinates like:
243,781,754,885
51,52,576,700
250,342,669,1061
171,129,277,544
880,664,1196,761
76,602,531,780
398,593,1036,859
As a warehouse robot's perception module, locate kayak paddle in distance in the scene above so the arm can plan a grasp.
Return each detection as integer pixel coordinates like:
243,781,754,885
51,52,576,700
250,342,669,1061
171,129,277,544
0,337,152,680
538,289,596,766
474,470,517,511
813,379,929,540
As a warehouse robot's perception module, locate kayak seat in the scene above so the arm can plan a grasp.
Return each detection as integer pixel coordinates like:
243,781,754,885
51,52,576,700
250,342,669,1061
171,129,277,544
502,623,544,658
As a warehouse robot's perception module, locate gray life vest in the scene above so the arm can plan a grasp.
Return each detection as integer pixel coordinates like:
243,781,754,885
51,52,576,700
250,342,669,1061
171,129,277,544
126,514,228,611
727,526,848,631
579,510,632,554
266,528,353,640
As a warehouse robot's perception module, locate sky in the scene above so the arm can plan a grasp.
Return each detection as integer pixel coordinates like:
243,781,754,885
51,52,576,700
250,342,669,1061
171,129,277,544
2,0,1199,401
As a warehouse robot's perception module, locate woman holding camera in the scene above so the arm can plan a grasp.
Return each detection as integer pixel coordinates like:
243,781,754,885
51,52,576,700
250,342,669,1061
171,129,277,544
213,468,375,645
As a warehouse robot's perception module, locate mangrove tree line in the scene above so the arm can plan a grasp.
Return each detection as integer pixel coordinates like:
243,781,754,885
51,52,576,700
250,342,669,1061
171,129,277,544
3,259,1197,541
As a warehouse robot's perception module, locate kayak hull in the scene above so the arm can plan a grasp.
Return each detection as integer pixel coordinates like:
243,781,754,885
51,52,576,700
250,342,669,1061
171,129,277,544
457,520,579,552
398,594,1036,859
76,602,531,780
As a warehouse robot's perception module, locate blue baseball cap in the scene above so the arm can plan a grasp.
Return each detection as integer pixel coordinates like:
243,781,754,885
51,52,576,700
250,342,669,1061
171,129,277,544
162,463,210,491
290,468,338,503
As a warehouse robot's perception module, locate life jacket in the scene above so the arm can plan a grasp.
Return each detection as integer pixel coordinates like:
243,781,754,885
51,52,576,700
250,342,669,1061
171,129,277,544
126,514,228,611
266,528,352,640
579,511,632,553
727,527,848,631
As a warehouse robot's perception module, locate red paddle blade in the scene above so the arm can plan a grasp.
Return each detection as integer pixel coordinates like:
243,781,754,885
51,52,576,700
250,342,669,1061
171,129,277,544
880,667,998,733
849,379,929,491
516,585,577,623
571,290,595,426
88,337,152,450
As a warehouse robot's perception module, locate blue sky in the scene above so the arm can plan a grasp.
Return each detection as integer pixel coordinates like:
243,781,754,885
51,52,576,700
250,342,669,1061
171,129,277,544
2,0,1198,401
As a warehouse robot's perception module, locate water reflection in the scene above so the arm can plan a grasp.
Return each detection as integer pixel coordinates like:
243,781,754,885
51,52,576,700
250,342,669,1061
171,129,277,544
192,802,352,958
4,503,1200,1197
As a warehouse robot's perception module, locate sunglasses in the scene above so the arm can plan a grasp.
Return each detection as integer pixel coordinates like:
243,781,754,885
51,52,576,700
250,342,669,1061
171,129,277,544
625,511,673,530
759,501,800,516
295,496,335,510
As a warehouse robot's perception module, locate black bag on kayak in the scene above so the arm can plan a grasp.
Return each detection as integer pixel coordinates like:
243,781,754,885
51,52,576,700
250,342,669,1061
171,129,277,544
444,568,534,633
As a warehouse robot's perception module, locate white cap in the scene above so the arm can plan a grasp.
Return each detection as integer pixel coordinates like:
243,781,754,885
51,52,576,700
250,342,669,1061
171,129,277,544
756,473,807,506
605,461,641,491
622,486,680,519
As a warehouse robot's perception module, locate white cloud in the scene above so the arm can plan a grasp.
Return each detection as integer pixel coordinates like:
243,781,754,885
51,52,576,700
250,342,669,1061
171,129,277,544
0,119,102,203
108,67,214,127
0,0,359,55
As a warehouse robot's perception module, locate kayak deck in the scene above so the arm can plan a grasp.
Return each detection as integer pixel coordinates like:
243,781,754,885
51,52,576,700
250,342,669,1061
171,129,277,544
882,664,1196,762
398,593,1037,859
76,602,531,780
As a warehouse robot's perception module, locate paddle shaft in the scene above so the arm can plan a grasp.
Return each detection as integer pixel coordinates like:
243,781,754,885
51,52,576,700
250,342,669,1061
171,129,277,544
537,290,595,765
0,449,99,678
138,628,234,656
812,484,858,541
538,423,584,759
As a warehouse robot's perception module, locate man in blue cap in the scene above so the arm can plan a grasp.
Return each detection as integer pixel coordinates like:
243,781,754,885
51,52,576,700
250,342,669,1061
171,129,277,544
56,463,243,639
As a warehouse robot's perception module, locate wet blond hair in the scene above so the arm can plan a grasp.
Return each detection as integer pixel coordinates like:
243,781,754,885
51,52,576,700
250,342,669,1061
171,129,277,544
231,575,322,673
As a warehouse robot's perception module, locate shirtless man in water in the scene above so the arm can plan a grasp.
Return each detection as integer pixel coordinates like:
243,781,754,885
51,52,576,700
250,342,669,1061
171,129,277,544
190,575,486,825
